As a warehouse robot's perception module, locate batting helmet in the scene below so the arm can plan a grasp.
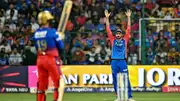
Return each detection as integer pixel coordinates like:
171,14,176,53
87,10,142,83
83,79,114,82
38,11,54,25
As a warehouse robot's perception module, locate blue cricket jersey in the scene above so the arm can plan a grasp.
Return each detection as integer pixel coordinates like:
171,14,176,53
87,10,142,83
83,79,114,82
33,27,64,56
106,26,131,59
111,39,126,59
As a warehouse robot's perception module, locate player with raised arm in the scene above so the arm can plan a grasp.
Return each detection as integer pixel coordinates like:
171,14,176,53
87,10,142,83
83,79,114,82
33,11,65,101
105,9,135,101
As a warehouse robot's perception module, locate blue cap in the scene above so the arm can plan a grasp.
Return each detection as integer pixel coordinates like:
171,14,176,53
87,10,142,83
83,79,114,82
116,29,125,34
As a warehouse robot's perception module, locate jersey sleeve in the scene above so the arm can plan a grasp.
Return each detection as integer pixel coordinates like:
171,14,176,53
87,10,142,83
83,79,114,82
124,26,131,45
106,26,115,45
53,30,64,50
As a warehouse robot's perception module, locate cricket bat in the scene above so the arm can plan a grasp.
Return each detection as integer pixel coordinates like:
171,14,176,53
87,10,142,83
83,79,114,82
57,1,73,101
58,76,65,101
57,0,73,39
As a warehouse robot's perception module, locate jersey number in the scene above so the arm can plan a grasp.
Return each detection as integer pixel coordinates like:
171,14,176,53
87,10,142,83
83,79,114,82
37,40,47,51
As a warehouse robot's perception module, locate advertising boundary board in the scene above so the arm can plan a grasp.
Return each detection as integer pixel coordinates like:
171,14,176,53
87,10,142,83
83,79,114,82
1,65,180,93
0,87,29,93
28,65,180,93
29,87,162,93
0,66,29,93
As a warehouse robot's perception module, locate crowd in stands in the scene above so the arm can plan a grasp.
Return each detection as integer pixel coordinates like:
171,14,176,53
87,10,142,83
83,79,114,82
0,0,179,65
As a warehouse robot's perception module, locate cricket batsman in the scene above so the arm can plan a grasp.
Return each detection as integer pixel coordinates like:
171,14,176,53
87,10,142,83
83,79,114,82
105,9,135,101
33,11,65,101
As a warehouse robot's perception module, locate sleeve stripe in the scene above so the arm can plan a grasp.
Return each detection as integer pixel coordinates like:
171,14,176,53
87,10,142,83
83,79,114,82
56,36,62,41
55,32,63,41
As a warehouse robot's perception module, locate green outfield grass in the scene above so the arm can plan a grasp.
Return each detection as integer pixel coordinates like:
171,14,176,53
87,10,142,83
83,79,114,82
0,92,180,101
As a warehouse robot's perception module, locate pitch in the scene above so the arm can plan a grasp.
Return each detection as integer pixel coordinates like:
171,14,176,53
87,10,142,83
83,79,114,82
0,92,180,101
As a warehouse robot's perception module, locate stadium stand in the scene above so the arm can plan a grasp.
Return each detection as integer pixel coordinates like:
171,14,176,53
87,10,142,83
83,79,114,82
0,0,179,65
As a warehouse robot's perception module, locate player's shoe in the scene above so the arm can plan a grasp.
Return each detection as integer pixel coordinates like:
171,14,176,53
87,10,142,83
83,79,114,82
128,98,135,101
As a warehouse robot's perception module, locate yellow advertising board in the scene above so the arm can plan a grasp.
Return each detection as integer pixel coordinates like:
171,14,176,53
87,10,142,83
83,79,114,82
62,65,180,87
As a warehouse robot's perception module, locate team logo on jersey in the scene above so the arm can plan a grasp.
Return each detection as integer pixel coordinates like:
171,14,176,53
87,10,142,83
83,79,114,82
114,41,124,47
35,31,47,38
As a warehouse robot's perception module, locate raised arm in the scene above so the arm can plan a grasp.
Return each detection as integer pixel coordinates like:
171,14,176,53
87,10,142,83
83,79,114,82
124,9,132,41
105,10,114,44
151,4,159,15
105,10,110,27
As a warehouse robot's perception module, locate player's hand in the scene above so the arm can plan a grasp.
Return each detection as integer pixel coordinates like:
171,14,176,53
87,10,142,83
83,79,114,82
125,9,132,17
58,32,65,40
104,10,111,18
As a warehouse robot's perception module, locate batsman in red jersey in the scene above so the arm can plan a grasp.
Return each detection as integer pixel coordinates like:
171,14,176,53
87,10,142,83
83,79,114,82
33,11,65,101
